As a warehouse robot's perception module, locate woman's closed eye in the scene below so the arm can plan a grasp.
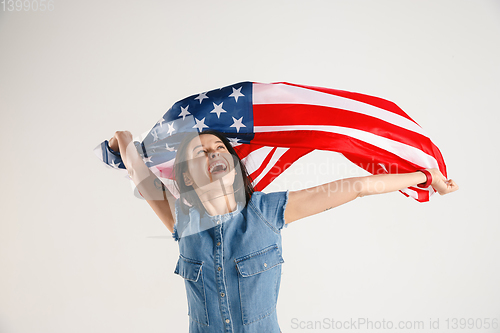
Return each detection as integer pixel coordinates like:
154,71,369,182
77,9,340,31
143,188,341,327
196,145,226,155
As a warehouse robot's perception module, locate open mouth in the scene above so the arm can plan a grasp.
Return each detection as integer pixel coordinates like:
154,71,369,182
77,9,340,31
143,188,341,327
209,160,228,175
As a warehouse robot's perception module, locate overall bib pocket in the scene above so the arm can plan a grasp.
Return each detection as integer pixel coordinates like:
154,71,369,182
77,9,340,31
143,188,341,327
235,244,284,325
174,255,209,326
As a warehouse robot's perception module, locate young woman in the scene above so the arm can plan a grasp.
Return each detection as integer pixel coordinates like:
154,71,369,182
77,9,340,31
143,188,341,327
108,129,458,333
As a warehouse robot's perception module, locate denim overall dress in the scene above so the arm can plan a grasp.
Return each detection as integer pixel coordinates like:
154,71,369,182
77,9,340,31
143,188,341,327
172,190,289,333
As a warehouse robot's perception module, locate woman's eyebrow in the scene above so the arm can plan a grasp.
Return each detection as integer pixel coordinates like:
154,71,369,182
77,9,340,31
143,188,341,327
192,140,224,152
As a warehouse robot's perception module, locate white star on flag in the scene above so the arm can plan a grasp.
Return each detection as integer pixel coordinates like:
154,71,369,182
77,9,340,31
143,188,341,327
143,156,153,164
194,92,209,104
109,160,120,168
210,102,227,118
165,143,175,152
178,105,191,120
230,116,246,133
229,86,244,102
193,117,209,132
167,122,175,136
152,129,159,141
227,137,241,146
157,117,165,127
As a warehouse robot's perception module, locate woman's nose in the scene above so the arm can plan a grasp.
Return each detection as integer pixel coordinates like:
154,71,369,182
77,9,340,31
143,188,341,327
209,151,219,159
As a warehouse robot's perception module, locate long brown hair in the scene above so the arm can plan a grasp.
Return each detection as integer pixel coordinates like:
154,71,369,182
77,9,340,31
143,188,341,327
173,130,255,215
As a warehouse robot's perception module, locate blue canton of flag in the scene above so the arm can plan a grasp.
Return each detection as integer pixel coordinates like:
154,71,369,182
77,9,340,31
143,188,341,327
96,82,254,172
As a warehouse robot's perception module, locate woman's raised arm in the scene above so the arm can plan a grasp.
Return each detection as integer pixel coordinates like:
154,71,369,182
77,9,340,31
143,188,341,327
111,131,176,233
284,169,458,225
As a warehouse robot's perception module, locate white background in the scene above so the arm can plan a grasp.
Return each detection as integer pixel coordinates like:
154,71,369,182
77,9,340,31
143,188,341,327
1,1,499,332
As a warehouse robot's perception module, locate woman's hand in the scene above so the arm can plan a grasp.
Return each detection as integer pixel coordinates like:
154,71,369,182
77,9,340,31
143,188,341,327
428,168,459,195
108,135,119,152
109,131,133,153
109,131,136,170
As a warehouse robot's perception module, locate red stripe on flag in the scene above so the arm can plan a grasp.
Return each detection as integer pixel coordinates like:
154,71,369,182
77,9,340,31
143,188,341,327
247,146,277,184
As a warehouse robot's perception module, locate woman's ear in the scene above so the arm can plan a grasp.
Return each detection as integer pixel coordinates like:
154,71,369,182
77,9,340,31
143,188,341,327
183,172,193,186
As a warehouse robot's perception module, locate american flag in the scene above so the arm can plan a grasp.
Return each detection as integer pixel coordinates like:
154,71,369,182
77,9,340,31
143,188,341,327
94,81,446,202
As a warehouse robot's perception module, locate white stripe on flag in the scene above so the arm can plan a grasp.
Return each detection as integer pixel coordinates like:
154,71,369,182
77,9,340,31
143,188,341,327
250,147,289,187
241,146,275,175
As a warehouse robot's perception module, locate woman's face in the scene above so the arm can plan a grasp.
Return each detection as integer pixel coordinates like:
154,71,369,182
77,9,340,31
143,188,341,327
183,134,236,189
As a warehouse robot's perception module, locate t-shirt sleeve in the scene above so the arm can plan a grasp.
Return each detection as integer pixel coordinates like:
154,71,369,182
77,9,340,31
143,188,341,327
251,190,290,231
